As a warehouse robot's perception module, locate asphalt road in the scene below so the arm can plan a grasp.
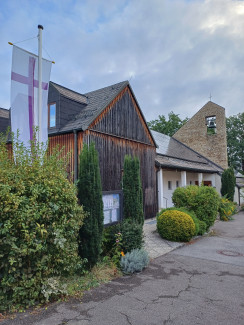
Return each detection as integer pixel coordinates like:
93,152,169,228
2,212,244,325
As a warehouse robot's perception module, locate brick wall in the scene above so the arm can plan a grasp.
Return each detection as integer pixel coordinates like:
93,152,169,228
173,101,228,170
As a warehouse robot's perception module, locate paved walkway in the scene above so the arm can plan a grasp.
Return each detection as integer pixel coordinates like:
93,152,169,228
143,218,183,259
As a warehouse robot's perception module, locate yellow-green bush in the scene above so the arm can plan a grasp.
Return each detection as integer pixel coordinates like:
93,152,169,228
172,185,219,229
0,133,86,311
157,210,195,242
219,197,237,221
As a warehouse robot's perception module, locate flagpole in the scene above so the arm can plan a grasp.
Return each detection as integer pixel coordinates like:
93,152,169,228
38,24,43,143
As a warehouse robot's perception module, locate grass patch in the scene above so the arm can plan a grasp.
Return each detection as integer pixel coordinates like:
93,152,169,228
63,258,122,298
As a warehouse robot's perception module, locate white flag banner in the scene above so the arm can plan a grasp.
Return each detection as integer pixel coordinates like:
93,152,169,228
11,45,52,147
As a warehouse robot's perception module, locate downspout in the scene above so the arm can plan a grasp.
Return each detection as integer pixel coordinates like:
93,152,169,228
74,130,78,182
238,187,240,206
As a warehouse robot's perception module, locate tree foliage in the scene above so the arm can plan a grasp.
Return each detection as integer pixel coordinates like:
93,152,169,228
122,155,144,225
0,133,85,311
77,143,104,268
147,111,189,136
226,113,244,173
221,167,236,201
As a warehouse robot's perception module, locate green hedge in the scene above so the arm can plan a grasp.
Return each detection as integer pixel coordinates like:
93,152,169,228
0,136,85,311
172,185,219,229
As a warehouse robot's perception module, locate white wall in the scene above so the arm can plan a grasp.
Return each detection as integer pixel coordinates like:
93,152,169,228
158,169,222,209
162,170,181,208
234,186,244,205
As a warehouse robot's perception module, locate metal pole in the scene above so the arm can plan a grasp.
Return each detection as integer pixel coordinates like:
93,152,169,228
38,24,43,143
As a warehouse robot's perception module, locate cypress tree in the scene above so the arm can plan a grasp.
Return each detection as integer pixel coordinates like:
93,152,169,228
221,167,236,201
77,143,104,267
123,155,144,225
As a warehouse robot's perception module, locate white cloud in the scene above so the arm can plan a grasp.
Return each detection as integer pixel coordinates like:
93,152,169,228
0,0,244,120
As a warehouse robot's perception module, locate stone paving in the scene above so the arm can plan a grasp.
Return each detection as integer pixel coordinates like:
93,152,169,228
143,218,184,259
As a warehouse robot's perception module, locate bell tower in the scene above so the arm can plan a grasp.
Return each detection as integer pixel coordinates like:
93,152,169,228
173,101,228,170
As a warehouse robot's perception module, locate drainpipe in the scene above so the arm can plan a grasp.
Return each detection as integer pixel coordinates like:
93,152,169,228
74,130,78,182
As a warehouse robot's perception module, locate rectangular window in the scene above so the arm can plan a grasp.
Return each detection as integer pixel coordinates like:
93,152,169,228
49,103,56,128
176,180,179,188
168,181,172,190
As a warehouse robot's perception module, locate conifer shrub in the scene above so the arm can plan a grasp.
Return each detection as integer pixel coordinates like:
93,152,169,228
0,134,85,311
172,185,219,230
77,143,104,268
157,210,195,242
123,155,144,225
120,249,149,274
221,168,236,201
121,219,144,253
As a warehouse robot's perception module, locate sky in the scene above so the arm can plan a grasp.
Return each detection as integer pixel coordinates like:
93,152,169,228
0,0,244,121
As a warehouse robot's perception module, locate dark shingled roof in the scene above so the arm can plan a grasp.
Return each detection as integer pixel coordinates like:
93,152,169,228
151,130,223,173
53,80,129,132
51,82,88,105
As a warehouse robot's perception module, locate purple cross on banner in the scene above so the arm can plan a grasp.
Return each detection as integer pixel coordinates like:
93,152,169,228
10,45,52,149
11,57,48,141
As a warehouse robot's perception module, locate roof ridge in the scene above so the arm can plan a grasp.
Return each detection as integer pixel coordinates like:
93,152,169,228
84,80,129,96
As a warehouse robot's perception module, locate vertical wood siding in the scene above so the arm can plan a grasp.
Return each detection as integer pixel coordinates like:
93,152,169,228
48,133,74,179
89,86,155,146
83,130,157,218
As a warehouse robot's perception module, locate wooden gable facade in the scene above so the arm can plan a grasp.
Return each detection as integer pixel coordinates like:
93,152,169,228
47,81,157,218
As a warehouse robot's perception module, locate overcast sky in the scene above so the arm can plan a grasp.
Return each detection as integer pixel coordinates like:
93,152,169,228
0,0,244,121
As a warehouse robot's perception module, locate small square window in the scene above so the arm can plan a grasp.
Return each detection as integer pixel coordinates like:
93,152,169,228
168,181,172,190
49,103,56,128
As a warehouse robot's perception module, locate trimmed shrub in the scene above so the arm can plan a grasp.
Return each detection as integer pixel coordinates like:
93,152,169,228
221,168,236,201
123,155,144,225
172,185,219,230
157,210,195,242
77,143,104,268
120,249,149,274
219,197,237,221
0,135,85,311
157,207,199,236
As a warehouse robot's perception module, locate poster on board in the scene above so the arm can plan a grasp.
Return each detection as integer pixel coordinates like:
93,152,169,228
102,192,122,225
